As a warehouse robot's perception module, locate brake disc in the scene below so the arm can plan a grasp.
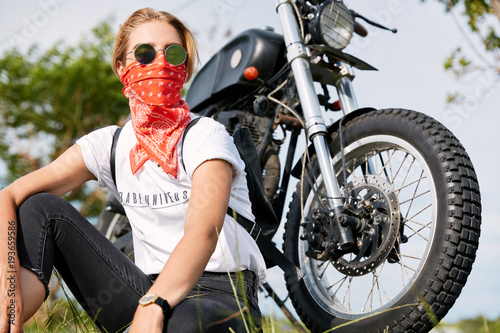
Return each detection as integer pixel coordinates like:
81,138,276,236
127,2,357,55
332,175,401,276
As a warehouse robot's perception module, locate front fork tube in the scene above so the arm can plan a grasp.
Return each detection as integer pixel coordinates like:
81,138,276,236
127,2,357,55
336,69,376,175
276,0,353,247
336,72,359,114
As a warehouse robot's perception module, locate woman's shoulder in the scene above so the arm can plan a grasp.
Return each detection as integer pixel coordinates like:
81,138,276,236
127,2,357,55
191,114,224,129
182,115,243,176
82,124,122,141
76,125,122,151
185,115,228,141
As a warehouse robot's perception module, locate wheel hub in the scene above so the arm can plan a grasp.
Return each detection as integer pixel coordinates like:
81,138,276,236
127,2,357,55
332,175,401,276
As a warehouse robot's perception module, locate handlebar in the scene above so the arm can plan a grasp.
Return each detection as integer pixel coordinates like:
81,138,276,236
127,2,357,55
351,10,398,35
354,21,368,37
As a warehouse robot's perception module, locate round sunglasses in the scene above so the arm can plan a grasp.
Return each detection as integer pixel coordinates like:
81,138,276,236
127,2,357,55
125,43,188,66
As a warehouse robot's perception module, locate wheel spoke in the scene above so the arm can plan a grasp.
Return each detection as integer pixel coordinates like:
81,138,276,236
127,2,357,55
398,253,422,261
318,259,331,279
340,276,353,310
395,154,417,192
405,220,432,241
390,152,411,185
376,149,396,180
399,189,431,206
404,204,432,224
395,250,417,285
361,273,377,312
396,175,427,196
374,263,392,305
329,275,348,299
402,170,426,218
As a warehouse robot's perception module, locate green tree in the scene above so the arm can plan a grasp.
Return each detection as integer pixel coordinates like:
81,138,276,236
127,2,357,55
0,18,129,217
426,0,500,97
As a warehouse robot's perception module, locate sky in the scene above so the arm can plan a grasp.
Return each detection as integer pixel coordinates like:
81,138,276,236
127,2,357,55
1,0,499,326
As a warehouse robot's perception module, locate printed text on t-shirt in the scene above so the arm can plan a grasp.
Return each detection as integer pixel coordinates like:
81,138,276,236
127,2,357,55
119,190,189,207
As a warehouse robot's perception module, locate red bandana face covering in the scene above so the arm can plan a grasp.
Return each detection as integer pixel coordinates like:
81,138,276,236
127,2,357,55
120,53,191,178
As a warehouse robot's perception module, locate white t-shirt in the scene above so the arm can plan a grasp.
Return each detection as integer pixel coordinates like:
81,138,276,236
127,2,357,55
76,115,266,283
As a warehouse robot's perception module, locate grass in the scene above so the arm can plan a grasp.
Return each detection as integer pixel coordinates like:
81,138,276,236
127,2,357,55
23,294,500,333
23,274,99,333
24,299,98,332
21,275,500,333
23,298,301,333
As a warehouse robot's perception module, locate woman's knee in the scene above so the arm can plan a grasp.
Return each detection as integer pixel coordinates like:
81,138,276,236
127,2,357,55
19,193,66,216
17,193,77,231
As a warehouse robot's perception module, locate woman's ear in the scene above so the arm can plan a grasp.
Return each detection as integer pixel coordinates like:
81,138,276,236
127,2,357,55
116,60,125,77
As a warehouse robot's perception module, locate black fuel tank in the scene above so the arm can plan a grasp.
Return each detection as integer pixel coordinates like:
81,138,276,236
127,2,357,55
186,28,285,112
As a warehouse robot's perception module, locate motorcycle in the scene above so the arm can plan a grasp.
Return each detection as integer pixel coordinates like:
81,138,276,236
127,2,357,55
98,1,482,332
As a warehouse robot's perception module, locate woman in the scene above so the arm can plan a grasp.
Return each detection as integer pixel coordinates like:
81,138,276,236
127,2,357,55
0,7,266,333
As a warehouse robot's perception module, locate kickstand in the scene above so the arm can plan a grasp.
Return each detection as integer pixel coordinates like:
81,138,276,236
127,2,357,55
260,282,308,333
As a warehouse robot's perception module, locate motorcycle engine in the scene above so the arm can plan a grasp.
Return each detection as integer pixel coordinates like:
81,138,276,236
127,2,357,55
215,110,280,201
216,110,268,146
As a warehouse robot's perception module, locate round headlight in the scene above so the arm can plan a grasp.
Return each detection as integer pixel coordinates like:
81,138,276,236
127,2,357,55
310,0,354,50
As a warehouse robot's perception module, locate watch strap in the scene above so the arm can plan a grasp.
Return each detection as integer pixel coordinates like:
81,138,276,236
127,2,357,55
153,295,171,316
139,293,171,316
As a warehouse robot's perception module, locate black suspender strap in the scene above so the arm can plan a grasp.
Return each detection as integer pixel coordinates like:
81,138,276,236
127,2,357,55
110,127,122,187
180,117,201,172
228,207,304,282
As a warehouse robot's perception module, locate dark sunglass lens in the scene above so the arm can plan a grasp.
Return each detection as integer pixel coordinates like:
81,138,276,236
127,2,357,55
134,44,156,64
165,45,187,66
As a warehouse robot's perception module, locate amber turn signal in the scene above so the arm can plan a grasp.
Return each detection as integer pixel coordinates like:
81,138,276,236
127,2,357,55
332,100,342,111
244,66,259,81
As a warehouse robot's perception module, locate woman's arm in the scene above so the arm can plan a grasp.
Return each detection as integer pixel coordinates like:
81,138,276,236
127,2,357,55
0,144,95,332
1,144,96,205
129,158,234,332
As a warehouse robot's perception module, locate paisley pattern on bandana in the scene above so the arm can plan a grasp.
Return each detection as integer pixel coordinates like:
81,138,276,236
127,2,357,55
120,53,190,178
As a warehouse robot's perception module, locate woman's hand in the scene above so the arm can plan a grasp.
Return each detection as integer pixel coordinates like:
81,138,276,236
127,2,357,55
0,191,24,332
0,258,25,333
128,304,164,333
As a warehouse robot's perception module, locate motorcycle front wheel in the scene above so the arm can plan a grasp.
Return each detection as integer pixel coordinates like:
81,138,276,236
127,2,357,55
283,109,481,333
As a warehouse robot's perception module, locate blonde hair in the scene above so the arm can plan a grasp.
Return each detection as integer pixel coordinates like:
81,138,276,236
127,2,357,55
112,7,198,82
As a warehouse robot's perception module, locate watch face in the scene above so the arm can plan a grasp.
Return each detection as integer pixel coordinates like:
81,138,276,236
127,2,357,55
139,294,158,305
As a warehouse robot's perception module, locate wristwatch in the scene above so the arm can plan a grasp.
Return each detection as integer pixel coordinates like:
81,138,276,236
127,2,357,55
138,293,171,316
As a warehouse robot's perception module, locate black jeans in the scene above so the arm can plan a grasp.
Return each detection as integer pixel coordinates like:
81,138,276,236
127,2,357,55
16,193,261,333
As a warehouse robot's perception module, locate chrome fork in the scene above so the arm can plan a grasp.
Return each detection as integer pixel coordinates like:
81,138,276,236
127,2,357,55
276,0,345,213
